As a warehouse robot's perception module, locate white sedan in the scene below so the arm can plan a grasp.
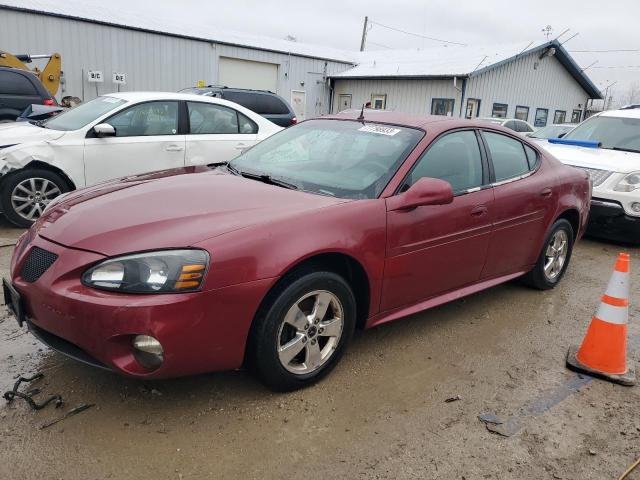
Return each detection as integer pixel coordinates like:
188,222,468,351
0,92,282,226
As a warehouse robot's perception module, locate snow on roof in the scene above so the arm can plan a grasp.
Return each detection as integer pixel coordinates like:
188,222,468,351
332,41,549,78
0,0,357,64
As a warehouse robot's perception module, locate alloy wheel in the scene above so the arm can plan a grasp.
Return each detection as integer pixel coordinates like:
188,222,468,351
276,290,344,375
544,229,569,280
11,177,62,221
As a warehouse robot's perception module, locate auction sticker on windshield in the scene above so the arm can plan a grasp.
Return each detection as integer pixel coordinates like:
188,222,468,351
358,125,401,136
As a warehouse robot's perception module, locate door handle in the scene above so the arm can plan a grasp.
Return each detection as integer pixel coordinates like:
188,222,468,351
471,205,488,217
166,144,184,152
540,188,553,198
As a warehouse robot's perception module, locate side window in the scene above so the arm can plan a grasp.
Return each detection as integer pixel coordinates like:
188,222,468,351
188,102,239,134
524,144,538,169
408,130,483,194
222,91,257,111
554,110,566,124
254,94,289,115
516,121,533,133
431,98,455,116
483,131,530,181
0,71,38,95
515,106,529,121
503,120,517,131
107,101,179,137
238,112,258,134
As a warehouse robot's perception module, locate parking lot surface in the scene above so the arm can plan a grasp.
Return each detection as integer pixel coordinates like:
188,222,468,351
0,221,638,479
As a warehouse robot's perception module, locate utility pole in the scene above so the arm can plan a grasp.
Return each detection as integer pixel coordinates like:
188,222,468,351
360,16,369,51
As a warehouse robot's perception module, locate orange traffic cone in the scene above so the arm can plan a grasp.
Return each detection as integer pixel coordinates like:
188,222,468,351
566,253,636,386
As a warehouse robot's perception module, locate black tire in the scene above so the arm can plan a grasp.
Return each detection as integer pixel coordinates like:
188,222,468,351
522,218,574,290
248,269,356,391
1,168,70,228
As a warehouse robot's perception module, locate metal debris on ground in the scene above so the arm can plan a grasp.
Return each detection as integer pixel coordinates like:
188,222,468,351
444,395,461,403
39,403,95,430
3,373,63,410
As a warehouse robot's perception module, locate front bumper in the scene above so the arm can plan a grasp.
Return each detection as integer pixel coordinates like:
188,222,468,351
9,235,275,378
587,198,640,244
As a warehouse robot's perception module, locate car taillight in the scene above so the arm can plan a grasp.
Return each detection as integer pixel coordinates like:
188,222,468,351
290,117,297,125
43,99,55,106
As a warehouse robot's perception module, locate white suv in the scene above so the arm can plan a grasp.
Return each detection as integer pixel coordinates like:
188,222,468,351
542,106,640,243
0,92,281,227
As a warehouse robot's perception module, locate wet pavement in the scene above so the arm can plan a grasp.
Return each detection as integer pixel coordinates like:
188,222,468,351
0,221,639,479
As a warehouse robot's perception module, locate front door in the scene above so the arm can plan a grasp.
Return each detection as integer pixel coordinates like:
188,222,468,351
382,130,494,311
83,100,185,185
185,101,258,165
466,98,480,119
291,90,306,121
337,94,352,112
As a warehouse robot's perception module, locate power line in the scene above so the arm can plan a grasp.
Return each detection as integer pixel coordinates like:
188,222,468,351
367,41,394,50
570,49,640,53
592,65,640,69
369,20,467,46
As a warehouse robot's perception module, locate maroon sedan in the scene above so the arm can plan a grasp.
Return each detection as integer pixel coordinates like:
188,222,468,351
3,112,591,391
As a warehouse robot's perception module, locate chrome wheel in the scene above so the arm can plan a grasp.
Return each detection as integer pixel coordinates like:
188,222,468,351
11,177,62,221
544,229,568,280
277,290,344,375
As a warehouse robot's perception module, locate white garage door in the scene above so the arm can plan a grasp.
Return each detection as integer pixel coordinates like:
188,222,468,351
218,57,279,92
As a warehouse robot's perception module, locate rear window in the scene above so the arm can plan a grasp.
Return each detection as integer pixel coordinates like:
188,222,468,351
0,70,37,95
224,91,289,115
484,131,530,181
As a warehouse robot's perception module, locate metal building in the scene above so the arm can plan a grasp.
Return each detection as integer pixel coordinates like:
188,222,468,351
0,1,355,120
331,41,602,126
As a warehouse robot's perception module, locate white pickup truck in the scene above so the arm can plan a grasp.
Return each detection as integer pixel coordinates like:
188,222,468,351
541,106,640,244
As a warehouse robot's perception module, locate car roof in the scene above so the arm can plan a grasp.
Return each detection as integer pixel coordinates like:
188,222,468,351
599,108,640,119
322,110,519,131
186,86,277,95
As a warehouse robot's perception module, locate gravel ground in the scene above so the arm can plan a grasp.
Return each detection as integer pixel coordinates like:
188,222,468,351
0,220,638,480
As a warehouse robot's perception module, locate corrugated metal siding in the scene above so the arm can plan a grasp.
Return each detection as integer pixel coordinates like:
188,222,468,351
332,78,462,115
465,50,590,122
0,9,353,119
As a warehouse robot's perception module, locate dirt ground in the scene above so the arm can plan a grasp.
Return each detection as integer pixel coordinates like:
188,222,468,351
0,220,639,480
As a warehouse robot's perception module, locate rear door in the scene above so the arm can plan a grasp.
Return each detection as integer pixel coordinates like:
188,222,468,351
480,131,554,278
0,70,42,118
185,101,258,165
84,100,185,184
382,129,494,311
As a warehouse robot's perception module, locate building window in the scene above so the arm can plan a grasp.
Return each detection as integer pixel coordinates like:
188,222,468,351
371,94,387,110
465,98,481,119
515,106,529,121
553,110,567,124
431,98,455,116
571,109,582,123
534,108,549,127
491,103,508,118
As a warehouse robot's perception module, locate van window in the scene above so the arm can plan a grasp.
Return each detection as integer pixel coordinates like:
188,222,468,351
0,71,37,95
224,91,289,115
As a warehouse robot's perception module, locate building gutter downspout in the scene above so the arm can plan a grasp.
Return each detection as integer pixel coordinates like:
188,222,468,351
454,76,467,118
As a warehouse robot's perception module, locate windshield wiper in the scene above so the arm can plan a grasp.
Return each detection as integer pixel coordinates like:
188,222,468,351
225,164,298,190
609,146,640,154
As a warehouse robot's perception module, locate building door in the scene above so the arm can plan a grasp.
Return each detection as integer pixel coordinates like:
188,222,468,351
337,94,352,112
466,98,480,119
218,57,278,92
291,90,306,121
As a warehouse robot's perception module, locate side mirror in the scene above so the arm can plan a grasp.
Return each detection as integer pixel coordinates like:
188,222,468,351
388,177,454,212
558,132,567,138
93,123,116,137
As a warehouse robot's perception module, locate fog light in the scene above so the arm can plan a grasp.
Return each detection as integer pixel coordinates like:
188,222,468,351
132,335,164,370
631,202,640,213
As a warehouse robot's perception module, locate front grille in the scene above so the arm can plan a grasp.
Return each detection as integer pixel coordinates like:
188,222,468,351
20,247,58,283
580,167,613,187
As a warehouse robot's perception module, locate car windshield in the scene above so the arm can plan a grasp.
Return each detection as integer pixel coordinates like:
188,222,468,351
229,119,424,199
529,124,573,139
43,96,127,131
563,115,640,152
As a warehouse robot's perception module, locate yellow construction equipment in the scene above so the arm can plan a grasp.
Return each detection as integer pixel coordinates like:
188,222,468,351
0,50,62,96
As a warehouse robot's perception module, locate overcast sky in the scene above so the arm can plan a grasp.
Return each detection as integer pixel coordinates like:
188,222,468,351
104,0,640,101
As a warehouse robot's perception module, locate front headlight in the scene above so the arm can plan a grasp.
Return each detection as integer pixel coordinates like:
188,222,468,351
614,171,640,192
82,249,209,293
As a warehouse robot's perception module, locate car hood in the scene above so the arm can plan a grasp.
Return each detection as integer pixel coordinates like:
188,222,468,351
542,143,640,173
0,122,66,148
34,167,348,256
